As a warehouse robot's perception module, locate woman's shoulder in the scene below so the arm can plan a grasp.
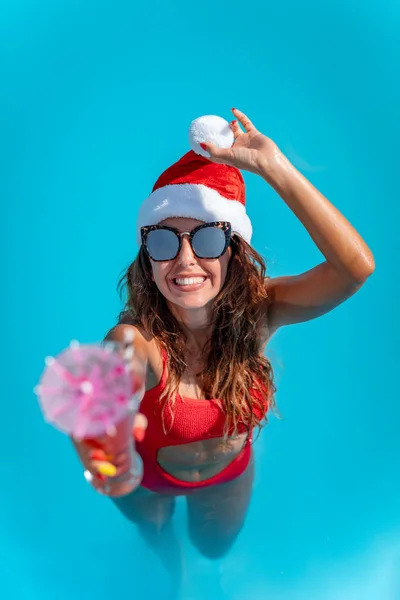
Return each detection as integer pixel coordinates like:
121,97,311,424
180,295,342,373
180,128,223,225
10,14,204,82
105,321,147,344
105,317,164,389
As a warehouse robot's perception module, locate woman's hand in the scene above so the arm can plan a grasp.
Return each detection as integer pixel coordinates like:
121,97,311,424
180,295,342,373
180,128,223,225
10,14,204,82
74,324,149,496
72,412,148,497
201,108,284,176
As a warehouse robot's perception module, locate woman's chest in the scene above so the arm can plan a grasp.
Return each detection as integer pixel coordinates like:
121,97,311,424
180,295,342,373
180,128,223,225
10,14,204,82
178,366,207,401
156,395,226,442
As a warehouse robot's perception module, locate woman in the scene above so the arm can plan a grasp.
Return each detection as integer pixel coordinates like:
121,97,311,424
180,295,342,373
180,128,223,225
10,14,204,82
74,109,374,587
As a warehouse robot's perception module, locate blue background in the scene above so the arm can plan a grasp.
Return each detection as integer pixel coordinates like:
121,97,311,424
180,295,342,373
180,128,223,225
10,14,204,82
1,1,399,598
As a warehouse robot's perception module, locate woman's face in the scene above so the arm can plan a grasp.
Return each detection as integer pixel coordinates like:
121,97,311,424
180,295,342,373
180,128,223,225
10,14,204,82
149,217,232,312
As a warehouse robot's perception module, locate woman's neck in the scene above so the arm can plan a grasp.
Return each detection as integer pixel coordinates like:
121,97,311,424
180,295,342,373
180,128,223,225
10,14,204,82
167,303,214,352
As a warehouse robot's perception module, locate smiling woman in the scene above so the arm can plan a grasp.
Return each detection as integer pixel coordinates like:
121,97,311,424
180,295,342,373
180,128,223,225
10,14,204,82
71,109,374,596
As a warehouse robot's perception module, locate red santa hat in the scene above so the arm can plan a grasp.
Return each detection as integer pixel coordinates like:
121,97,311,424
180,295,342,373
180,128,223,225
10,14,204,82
136,115,252,245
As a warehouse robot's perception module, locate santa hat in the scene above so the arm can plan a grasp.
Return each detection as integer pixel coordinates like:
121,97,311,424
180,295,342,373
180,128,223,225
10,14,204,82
136,115,252,245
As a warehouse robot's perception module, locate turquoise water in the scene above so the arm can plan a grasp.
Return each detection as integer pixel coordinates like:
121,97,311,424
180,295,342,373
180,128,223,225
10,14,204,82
1,1,399,598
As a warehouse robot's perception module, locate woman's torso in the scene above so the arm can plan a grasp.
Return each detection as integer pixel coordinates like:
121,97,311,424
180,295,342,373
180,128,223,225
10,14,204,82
137,325,270,483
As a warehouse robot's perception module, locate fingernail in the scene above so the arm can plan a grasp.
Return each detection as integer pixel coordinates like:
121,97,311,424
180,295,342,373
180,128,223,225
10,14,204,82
232,107,236,111
133,427,145,442
200,143,207,150
89,449,107,461
92,461,117,477
230,120,237,126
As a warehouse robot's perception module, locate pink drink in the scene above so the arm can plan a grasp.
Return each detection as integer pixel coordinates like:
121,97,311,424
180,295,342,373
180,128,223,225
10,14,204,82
36,338,145,496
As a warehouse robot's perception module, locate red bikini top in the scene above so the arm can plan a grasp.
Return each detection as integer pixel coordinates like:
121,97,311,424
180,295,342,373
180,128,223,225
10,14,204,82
136,349,268,458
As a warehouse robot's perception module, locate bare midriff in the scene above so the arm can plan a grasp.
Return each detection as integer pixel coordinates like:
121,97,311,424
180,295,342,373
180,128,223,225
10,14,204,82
156,433,248,482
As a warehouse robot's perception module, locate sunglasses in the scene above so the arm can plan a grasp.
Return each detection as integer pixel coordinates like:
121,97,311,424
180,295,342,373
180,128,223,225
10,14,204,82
141,221,232,262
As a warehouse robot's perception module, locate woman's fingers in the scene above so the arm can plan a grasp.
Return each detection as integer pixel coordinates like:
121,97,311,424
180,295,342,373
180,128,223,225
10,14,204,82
91,460,117,476
200,142,235,165
92,449,132,478
89,449,108,461
230,119,243,139
232,108,256,133
88,447,131,478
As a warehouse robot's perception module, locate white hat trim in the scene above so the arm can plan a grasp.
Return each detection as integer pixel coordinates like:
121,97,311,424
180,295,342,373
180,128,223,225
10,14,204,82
136,183,252,245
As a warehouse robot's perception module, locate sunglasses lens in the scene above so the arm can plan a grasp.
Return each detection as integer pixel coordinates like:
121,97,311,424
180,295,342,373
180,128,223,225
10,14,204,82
192,226,227,258
146,229,179,260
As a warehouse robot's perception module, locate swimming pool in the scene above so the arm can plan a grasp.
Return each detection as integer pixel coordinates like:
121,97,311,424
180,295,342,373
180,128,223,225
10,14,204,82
2,1,399,598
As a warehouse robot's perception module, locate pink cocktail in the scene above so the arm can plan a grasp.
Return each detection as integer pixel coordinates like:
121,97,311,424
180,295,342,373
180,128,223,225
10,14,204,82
35,337,145,496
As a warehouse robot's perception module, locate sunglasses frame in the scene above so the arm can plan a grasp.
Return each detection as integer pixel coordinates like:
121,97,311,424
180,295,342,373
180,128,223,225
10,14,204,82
141,221,232,262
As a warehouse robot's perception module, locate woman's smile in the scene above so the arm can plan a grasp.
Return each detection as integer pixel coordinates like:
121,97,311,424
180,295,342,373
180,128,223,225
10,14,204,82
169,274,209,293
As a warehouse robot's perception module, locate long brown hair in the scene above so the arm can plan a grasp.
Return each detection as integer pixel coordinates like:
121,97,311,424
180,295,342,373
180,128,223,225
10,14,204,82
117,235,277,434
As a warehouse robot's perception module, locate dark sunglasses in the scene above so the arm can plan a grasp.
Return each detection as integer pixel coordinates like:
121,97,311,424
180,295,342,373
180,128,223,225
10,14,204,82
141,221,232,262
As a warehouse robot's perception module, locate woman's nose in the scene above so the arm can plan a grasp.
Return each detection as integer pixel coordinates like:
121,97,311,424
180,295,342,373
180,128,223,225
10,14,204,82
177,235,196,265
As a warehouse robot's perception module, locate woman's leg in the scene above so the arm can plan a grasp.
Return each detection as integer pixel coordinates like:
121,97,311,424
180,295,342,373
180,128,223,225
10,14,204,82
186,453,254,559
113,487,183,596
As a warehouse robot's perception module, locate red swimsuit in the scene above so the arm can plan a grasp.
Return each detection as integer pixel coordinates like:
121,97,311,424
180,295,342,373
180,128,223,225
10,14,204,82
135,349,268,495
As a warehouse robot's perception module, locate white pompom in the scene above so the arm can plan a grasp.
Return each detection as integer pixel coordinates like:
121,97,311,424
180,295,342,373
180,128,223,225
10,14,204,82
188,115,234,158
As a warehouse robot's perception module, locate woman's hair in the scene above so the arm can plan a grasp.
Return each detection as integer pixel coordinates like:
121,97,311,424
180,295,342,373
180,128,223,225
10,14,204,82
117,235,277,435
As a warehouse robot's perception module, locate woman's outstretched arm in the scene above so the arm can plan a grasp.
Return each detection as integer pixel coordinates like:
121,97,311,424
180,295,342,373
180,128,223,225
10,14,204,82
261,152,375,331
202,108,375,332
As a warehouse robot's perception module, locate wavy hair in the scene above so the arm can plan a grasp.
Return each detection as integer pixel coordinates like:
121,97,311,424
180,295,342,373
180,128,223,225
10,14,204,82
117,235,277,435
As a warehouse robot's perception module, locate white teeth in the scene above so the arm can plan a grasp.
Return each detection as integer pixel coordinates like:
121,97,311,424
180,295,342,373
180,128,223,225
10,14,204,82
174,277,206,286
